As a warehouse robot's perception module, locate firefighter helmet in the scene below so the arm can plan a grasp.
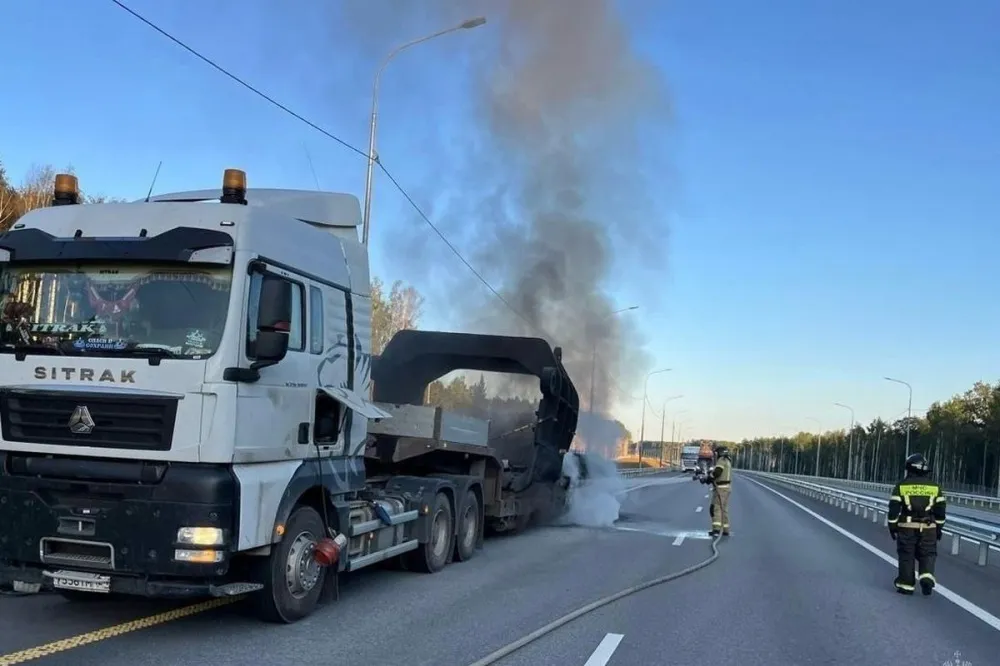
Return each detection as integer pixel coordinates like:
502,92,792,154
905,452,930,476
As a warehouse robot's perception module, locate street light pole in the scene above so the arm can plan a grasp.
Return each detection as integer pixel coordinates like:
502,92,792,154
658,394,683,467
638,368,672,467
834,402,856,480
588,306,639,413
884,376,913,461
361,17,487,246
806,417,822,477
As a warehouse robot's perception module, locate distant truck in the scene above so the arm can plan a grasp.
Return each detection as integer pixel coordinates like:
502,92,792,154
0,169,587,623
681,445,700,473
695,441,715,481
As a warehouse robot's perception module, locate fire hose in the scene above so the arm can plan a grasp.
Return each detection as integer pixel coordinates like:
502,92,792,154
466,529,723,666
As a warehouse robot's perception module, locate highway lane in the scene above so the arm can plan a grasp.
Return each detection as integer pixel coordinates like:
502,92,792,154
0,472,716,666
503,474,1000,666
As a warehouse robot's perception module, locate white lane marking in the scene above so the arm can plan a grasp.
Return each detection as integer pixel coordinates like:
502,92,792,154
612,526,712,540
672,535,685,546
583,633,624,666
747,477,1000,633
704,494,710,499
695,506,703,512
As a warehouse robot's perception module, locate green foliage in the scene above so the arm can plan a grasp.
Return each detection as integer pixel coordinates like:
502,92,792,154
737,380,1000,494
370,276,423,355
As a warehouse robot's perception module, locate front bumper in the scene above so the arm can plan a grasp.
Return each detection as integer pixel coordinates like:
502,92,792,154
0,452,239,599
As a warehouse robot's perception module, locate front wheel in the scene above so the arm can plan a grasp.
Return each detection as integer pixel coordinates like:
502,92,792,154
253,505,327,623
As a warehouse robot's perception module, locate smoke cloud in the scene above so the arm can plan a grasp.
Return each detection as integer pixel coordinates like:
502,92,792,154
560,451,626,528
332,1,671,412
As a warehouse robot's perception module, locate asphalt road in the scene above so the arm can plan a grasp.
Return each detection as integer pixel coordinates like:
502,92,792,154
2,472,998,666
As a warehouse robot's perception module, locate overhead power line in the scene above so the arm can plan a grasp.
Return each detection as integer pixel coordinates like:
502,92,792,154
108,0,641,400
108,0,542,332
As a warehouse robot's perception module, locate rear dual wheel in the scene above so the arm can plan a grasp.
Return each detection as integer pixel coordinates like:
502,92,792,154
453,489,480,562
405,492,455,573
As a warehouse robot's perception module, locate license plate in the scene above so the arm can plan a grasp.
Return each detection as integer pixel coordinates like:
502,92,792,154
47,570,111,594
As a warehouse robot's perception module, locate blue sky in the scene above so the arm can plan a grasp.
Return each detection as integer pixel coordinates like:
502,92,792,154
1,1,998,442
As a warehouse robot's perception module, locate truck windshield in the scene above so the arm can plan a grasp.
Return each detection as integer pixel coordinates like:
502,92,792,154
0,263,231,358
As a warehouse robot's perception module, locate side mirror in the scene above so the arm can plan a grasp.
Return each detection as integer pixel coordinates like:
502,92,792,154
252,275,292,367
257,275,292,330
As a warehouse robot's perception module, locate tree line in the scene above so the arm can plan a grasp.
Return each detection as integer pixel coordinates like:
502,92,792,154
0,161,125,229
2,159,629,454
736,380,1000,495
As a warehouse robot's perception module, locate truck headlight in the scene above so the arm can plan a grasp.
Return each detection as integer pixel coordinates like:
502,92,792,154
177,527,224,546
174,549,224,564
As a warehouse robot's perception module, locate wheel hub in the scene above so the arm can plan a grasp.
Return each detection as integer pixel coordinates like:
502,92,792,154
285,531,322,598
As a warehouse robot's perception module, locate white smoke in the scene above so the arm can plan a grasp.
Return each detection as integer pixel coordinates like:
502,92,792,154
559,452,626,528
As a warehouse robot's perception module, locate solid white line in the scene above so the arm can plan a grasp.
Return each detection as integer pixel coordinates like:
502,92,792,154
672,535,685,546
747,477,1000,633
695,506,703,513
583,633,624,666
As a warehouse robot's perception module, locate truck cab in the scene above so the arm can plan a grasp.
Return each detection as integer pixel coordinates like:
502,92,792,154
0,170,582,623
680,444,700,472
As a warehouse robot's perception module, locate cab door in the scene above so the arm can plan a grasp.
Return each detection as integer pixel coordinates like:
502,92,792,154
233,262,312,462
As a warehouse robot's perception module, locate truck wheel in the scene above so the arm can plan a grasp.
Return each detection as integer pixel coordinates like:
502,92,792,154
453,489,480,562
406,492,453,573
254,505,327,623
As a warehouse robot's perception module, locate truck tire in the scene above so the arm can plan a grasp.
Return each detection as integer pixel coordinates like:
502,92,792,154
254,505,327,623
405,492,453,573
453,489,480,562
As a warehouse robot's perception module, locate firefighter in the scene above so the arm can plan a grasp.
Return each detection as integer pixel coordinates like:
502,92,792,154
702,445,732,536
887,453,947,595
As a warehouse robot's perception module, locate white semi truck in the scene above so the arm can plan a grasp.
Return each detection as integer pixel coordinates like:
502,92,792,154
0,170,586,622
680,444,700,473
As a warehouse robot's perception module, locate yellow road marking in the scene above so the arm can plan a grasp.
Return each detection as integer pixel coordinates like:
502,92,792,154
0,596,243,665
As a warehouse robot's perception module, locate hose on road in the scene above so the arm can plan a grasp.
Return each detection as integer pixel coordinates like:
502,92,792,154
466,531,724,666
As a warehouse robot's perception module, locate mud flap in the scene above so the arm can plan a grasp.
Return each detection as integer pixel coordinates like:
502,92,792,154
319,568,339,604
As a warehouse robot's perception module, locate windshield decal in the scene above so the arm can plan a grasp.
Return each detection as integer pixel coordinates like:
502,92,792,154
72,337,128,352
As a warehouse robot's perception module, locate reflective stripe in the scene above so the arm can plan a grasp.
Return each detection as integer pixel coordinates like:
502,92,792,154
918,572,936,583
934,496,946,503
895,582,915,591
890,495,902,501
898,522,934,530
935,519,945,525
887,518,898,524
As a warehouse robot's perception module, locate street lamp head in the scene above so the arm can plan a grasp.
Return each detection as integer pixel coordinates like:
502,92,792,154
461,17,487,29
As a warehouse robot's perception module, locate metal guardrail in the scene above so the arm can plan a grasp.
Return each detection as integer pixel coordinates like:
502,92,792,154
743,470,1000,567
619,467,671,478
754,472,1000,512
